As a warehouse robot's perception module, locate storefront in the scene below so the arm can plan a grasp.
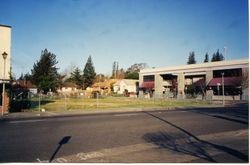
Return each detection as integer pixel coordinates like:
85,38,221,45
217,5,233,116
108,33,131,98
0,24,12,114
139,59,249,100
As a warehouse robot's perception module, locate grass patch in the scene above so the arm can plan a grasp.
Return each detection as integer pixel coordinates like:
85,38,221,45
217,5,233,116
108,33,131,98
27,96,212,112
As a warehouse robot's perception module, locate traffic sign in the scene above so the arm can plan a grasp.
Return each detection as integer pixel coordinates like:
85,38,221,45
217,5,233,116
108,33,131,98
0,80,10,83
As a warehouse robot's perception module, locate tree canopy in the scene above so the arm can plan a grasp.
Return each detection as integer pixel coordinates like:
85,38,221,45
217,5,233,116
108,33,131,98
83,56,96,89
111,61,118,79
187,51,196,64
124,63,148,80
126,63,148,73
31,49,59,93
204,53,209,63
70,67,84,89
211,49,224,62
124,72,139,79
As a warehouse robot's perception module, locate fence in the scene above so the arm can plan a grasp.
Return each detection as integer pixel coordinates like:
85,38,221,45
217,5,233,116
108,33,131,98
8,92,213,113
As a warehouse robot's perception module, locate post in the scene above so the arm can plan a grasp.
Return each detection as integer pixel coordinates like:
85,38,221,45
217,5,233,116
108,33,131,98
64,94,67,110
154,74,163,99
96,92,99,108
177,73,185,99
222,73,225,106
2,83,5,116
217,83,220,96
38,93,41,112
96,74,101,108
2,52,8,116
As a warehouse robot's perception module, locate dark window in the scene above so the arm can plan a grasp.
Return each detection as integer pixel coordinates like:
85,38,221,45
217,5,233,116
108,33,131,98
213,68,242,78
143,75,155,82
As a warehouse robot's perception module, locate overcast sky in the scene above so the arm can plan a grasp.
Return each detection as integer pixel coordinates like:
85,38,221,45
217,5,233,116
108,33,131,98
0,0,248,77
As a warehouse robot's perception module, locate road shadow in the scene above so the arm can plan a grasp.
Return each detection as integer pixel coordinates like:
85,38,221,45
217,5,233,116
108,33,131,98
49,136,71,162
184,102,249,125
143,112,248,163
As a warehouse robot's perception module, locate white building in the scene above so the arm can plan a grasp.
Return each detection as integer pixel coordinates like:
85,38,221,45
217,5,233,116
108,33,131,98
0,24,11,114
113,79,139,94
139,59,249,100
0,24,11,80
57,82,78,94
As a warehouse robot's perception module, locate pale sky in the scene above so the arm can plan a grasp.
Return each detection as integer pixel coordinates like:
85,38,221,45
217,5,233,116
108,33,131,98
0,0,248,78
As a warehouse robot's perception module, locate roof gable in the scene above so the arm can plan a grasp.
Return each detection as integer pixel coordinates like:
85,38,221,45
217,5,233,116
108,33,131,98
114,79,139,86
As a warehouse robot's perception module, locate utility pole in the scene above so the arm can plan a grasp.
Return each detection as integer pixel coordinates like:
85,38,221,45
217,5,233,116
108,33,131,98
222,72,225,106
39,93,41,112
96,74,101,108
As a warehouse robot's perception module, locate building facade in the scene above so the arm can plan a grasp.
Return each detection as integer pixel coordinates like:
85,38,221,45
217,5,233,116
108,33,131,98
0,25,11,80
113,79,139,95
139,59,249,100
0,24,11,113
57,82,78,95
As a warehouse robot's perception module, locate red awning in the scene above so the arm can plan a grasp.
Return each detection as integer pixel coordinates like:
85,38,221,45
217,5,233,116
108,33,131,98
193,78,205,86
140,81,154,89
208,77,241,86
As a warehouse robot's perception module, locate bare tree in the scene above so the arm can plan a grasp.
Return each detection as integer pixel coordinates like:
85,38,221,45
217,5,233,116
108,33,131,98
241,68,249,90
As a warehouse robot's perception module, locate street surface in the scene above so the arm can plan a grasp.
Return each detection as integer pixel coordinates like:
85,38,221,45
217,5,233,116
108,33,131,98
0,103,248,163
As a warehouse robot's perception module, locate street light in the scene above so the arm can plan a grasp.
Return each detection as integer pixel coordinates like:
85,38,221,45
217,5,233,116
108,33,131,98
217,83,220,96
2,52,8,116
2,52,7,75
221,72,225,106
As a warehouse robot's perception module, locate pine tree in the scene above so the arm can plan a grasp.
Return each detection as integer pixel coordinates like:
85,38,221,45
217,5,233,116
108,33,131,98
187,51,196,64
204,53,209,63
83,56,96,89
116,62,119,79
112,61,119,79
19,73,24,80
31,49,59,93
70,67,83,89
211,49,224,62
112,61,116,79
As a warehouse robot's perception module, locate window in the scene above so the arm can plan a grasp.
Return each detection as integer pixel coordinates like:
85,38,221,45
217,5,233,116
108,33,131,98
143,75,155,82
213,68,242,78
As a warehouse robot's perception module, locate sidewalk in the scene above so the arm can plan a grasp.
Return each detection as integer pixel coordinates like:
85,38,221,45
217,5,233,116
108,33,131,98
47,128,248,163
0,107,177,121
0,102,247,122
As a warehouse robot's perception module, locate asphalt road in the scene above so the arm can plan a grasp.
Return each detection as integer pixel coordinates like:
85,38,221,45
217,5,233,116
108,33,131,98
0,105,248,163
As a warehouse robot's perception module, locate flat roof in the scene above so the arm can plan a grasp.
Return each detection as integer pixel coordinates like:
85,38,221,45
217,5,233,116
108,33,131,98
0,24,12,28
140,59,249,75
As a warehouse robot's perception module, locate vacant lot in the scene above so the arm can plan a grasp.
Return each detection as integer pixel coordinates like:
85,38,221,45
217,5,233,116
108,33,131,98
28,96,213,112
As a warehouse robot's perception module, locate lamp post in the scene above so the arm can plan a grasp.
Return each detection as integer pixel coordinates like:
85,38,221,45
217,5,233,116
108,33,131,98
221,72,225,106
217,83,220,96
2,52,8,116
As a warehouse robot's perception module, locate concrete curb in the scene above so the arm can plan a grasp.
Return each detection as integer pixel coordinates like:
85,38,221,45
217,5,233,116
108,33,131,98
0,107,178,121
0,104,245,122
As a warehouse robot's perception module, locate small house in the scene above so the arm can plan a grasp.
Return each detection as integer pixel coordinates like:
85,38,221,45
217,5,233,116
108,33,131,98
113,79,139,95
57,82,78,94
